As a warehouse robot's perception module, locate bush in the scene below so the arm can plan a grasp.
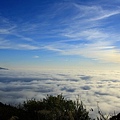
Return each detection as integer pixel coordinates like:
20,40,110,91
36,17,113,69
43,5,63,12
0,94,119,120
22,94,90,120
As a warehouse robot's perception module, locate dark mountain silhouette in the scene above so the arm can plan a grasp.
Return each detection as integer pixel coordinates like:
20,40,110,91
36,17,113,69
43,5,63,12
0,67,8,70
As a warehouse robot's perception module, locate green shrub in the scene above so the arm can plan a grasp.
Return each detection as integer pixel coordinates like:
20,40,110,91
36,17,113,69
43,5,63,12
22,94,90,120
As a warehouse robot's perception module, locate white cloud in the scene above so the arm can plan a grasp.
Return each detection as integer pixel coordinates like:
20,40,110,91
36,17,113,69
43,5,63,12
1,1,120,63
17,44,40,50
43,40,120,63
0,29,11,34
0,69,120,117
41,3,120,63
0,42,40,50
33,55,39,58
73,3,120,21
91,10,120,21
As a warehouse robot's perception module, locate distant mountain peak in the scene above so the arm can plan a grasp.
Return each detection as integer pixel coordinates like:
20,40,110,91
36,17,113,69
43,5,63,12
0,67,9,70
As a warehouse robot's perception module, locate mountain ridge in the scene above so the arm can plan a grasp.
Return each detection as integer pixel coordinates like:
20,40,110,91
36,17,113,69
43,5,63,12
0,67,9,70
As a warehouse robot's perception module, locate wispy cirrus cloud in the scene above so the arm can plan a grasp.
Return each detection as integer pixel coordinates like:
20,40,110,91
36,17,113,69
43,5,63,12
91,10,120,21
74,3,120,21
17,44,39,50
1,1,120,63
44,40,120,63
41,2,120,63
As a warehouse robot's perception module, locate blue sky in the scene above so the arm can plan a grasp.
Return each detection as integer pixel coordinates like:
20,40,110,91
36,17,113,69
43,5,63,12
1,0,120,70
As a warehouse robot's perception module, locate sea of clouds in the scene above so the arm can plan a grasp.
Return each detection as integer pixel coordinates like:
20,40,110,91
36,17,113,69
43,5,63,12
0,69,120,118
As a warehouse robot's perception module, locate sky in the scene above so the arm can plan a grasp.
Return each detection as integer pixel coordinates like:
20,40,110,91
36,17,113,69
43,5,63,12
0,1,120,117
1,0,120,70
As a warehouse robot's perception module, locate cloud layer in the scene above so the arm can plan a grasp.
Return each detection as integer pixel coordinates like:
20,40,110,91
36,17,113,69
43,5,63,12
0,69,119,118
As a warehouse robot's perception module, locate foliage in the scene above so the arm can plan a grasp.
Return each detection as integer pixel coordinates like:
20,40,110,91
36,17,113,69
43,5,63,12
22,94,90,120
0,94,119,120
